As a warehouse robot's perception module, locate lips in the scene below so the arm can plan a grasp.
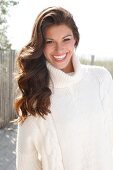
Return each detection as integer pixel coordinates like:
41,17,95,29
53,54,66,61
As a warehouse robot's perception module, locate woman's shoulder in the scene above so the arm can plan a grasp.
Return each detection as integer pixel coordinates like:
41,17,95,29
18,114,50,133
18,115,41,134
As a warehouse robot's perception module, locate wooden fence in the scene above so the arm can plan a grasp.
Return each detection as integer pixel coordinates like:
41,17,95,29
0,50,17,128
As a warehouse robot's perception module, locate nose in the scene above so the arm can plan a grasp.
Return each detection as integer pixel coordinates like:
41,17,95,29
55,42,64,53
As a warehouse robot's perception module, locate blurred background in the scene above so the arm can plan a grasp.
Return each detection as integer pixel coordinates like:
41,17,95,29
0,0,113,169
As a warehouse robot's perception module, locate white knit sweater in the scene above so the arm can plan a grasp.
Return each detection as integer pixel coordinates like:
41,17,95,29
16,55,113,170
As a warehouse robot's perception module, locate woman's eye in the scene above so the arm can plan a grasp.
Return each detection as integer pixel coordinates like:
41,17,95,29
63,38,71,42
45,40,53,44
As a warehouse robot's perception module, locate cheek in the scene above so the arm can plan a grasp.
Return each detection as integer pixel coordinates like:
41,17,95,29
43,46,52,55
66,39,76,50
43,47,48,57
71,39,76,47
43,47,52,61
66,44,75,52
43,46,47,53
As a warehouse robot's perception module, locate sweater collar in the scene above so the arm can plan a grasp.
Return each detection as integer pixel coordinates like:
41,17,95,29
46,53,83,88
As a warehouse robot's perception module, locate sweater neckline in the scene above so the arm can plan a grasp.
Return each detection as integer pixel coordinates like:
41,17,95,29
46,53,83,88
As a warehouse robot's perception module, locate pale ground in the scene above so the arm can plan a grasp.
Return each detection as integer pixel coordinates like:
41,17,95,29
0,122,17,170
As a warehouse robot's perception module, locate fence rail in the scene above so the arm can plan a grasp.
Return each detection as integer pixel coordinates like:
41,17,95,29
0,50,17,128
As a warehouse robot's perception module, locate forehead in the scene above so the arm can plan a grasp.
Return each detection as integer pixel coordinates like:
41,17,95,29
44,24,73,38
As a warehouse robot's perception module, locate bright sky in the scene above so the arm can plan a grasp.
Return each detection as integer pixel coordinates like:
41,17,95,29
7,0,113,60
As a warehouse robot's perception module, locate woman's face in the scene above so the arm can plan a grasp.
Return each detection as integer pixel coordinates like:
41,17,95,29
43,24,76,73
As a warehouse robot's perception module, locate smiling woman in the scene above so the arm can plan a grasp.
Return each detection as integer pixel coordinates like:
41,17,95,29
43,24,76,73
15,6,113,170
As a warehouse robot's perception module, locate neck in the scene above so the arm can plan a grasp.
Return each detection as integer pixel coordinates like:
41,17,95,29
61,60,74,73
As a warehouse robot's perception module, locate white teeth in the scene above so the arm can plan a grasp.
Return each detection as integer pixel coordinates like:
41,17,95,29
53,54,66,60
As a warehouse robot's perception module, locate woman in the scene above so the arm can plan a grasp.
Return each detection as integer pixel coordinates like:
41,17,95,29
15,6,113,170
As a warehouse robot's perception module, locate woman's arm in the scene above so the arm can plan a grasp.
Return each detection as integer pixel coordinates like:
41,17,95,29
16,116,42,170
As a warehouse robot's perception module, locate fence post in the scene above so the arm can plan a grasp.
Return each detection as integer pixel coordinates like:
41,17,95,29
90,55,95,65
0,50,17,128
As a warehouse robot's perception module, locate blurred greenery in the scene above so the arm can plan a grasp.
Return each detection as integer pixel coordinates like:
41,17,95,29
0,0,18,50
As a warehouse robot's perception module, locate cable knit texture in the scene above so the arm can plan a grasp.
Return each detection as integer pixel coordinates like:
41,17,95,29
16,54,113,170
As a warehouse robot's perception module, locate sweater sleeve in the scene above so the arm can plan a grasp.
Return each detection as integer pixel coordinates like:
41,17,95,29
16,116,42,170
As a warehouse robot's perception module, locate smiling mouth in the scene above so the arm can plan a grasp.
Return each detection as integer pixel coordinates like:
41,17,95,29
53,54,66,61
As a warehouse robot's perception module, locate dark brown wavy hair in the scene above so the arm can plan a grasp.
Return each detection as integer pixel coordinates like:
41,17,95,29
14,6,80,122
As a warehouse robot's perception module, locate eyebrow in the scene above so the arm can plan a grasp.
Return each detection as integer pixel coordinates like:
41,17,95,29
63,35,73,39
45,34,73,40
